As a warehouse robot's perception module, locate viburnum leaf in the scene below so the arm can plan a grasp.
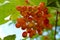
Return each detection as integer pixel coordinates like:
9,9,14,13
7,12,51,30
29,0,47,6
0,0,25,25
0,0,4,3
3,34,16,40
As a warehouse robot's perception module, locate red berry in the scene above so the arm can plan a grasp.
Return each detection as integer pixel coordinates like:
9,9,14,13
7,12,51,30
22,32,27,37
44,18,49,25
43,7,48,14
38,31,42,35
27,29,32,33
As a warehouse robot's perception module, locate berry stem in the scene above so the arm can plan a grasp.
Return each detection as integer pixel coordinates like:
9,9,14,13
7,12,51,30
54,10,58,40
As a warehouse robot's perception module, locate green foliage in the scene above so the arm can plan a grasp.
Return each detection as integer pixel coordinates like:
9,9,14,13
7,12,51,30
57,38,60,40
3,34,16,40
0,0,4,3
58,17,60,26
48,30,55,40
0,38,2,40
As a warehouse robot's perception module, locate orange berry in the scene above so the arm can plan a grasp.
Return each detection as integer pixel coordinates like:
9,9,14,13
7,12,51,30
27,6,32,11
17,18,25,24
32,30,36,35
29,32,33,38
28,22,35,28
25,0,29,4
39,2,45,8
21,24,27,30
15,23,21,28
38,2,45,11
16,6,21,11
29,30,36,38
47,24,52,29
16,3,52,38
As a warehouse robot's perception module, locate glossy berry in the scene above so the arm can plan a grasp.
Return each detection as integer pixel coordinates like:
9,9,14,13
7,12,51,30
17,18,25,24
39,2,45,8
21,24,27,30
27,28,32,33
15,23,21,28
16,6,21,11
44,18,49,25
22,32,27,37
29,32,34,38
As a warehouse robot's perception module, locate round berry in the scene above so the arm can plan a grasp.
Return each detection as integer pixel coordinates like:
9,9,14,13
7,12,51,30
15,23,21,28
16,6,21,11
22,32,27,37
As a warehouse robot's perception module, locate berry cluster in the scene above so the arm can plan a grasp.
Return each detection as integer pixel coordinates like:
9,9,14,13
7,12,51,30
16,2,52,38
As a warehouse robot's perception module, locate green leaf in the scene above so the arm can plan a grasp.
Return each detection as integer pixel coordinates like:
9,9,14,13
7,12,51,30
0,0,4,3
57,38,60,40
3,34,16,40
0,19,8,25
48,7,57,25
0,38,2,40
10,11,20,21
47,0,58,7
57,0,60,5
48,30,55,40
40,36,44,40
58,17,60,26
0,0,20,24
30,0,47,6
32,34,39,38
